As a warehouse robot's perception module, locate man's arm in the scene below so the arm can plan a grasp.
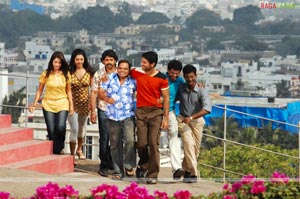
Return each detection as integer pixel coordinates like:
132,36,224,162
183,88,212,124
161,88,170,129
90,72,99,124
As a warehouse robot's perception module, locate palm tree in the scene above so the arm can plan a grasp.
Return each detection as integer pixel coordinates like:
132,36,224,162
1,86,26,123
238,127,258,145
202,114,240,149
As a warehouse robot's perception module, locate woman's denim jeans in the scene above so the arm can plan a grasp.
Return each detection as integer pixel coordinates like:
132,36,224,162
43,109,68,154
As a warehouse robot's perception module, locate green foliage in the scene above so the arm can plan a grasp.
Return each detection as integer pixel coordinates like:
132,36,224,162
0,6,133,47
275,79,291,98
199,144,299,180
259,19,300,35
0,9,53,47
1,86,26,123
275,36,300,57
185,9,221,32
206,38,225,50
234,35,269,51
135,11,169,24
233,5,264,26
203,172,300,199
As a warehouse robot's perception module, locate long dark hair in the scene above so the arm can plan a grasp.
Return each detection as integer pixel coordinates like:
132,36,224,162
69,48,95,76
46,51,69,81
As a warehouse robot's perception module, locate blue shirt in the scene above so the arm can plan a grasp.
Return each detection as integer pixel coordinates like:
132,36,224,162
101,73,136,121
166,72,185,112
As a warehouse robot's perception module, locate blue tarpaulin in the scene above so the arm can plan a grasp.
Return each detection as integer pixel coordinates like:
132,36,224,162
202,101,300,134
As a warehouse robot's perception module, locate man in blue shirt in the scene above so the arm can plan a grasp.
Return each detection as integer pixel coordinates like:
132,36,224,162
99,59,136,179
160,60,186,180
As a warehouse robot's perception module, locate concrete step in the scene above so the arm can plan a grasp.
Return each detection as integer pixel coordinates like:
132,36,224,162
1,155,74,174
0,140,53,165
0,128,33,146
0,115,11,128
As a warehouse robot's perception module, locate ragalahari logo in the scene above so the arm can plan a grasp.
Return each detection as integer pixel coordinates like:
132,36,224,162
259,1,300,9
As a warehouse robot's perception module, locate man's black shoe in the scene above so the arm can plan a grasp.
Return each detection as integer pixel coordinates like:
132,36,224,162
183,172,197,183
98,168,108,177
173,168,185,180
136,166,147,178
183,171,191,183
146,178,158,184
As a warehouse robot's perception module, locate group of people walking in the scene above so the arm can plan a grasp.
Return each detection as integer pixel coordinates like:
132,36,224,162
29,48,211,184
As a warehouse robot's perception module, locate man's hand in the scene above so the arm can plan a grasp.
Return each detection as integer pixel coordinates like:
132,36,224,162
182,116,192,124
160,117,168,130
157,97,163,104
90,112,97,124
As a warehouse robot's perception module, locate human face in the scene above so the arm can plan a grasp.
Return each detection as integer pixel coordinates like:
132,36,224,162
102,56,116,70
74,55,84,69
141,57,155,72
117,62,130,79
184,72,197,88
53,58,62,71
168,68,181,82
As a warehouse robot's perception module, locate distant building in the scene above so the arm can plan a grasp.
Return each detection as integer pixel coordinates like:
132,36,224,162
0,43,4,68
0,69,8,113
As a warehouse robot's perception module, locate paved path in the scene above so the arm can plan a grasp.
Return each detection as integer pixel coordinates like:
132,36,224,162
0,159,223,198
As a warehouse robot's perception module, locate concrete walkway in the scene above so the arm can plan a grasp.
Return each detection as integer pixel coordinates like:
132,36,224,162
0,159,223,198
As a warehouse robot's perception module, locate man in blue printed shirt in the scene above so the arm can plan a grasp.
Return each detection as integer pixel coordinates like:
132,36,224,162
98,59,136,179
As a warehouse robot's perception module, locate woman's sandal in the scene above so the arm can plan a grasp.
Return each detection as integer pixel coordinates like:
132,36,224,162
76,151,86,160
125,168,134,177
112,174,122,180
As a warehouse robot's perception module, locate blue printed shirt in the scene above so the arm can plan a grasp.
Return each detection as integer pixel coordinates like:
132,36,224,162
166,72,185,112
101,73,136,121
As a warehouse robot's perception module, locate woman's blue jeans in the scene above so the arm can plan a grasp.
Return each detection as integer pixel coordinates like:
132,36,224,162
43,109,68,154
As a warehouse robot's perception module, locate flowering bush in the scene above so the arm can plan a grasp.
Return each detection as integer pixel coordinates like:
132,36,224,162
1,172,300,199
206,171,300,199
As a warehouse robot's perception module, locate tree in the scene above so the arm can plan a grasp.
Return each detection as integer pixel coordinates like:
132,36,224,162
202,115,240,149
275,80,291,98
185,9,221,31
233,5,264,26
1,87,26,123
275,36,300,57
234,35,269,51
135,12,169,24
115,2,133,26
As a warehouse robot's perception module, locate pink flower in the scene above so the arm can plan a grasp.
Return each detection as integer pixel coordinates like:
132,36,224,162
123,182,153,199
173,190,192,199
91,184,125,199
223,184,230,190
270,171,289,184
0,192,10,199
230,182,242,193
250,180,266,194
58,185,79,197
223,195,236,199
154,190,169,199
241,174,256,185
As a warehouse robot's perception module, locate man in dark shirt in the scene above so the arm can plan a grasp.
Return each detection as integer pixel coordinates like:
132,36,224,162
176,64,211,183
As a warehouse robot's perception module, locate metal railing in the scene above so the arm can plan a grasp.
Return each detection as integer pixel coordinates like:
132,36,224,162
1,71,300,182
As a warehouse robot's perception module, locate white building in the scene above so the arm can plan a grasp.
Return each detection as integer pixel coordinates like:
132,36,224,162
0,43,4,68
155,48,176,63
0,69,8,113
23,42,53,61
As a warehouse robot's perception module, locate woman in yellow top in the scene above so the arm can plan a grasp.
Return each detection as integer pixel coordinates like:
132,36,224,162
68,49,95,163
29,51,74,155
